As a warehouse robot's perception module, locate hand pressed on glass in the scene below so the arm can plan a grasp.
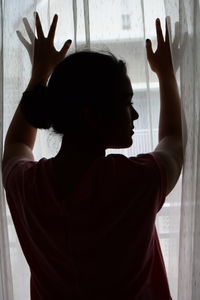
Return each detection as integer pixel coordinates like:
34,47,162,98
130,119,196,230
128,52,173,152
146,18,174,77
16,12,72,84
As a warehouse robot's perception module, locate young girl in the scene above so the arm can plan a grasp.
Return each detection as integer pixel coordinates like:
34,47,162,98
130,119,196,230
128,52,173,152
2,13,182,300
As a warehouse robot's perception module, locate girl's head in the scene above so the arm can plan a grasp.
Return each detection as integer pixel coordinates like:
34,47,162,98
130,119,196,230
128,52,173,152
21,50,139,149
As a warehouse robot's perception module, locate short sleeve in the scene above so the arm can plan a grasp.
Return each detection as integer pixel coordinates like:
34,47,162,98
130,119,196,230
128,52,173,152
107,152,167,213
2,157,36,191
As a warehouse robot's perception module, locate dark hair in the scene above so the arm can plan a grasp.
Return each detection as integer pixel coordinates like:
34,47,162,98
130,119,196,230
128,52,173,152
21,50,127,135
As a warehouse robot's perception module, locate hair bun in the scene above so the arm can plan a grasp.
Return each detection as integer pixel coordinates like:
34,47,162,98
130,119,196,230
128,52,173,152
20,85,51,129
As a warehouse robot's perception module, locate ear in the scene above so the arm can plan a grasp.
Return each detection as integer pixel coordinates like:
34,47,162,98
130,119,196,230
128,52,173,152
82,106,100,129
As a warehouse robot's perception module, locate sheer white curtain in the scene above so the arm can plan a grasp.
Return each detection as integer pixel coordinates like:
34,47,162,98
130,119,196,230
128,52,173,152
0,1,199,300
165,0,200,299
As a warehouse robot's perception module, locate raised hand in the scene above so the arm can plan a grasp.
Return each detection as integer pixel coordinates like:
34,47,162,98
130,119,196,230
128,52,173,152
146,18,174,77
17,12,72,83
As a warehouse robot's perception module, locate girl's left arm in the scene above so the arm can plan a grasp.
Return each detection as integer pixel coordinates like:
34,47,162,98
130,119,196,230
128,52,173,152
2,12,71,170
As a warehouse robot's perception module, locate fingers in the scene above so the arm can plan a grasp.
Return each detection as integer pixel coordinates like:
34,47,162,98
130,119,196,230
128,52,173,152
35,12,44,39
47,14,58,43
16,30,31,50
60,39,72,57
156,18,164,46
23,17,35,42
146,39,154,61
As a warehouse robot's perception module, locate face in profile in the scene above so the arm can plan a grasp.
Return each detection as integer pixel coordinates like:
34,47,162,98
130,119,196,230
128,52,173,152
102,75,139,149
76,74,139,151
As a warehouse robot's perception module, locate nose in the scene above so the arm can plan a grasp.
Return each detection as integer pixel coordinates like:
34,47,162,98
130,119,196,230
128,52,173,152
131,107,139,121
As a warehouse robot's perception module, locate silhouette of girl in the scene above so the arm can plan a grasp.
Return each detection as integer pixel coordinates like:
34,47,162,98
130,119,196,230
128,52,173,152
2,13,182,300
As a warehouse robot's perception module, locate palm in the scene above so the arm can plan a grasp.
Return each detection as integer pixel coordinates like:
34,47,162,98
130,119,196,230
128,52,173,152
146,18,174,76
17,12,72,79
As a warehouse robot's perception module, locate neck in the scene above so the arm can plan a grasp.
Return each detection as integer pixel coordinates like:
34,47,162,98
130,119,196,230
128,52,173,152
54,134,106,162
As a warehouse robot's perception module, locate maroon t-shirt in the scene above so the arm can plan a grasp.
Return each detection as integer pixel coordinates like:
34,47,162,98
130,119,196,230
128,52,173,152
3,153,172,299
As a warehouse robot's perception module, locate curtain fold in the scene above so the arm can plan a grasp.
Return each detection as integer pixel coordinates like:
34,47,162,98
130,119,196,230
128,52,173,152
140,0,154,150
0,0,13,299
83,0,90,48
72,0,78,51
165,1,200,299
0,1,199,299
2,2,36,299
177,0,200,299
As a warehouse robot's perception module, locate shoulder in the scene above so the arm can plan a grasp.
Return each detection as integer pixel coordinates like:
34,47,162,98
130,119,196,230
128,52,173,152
105,152,164,174
2,156,49,190
103,153,166,191
103,153,167,212
153,137,183,195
